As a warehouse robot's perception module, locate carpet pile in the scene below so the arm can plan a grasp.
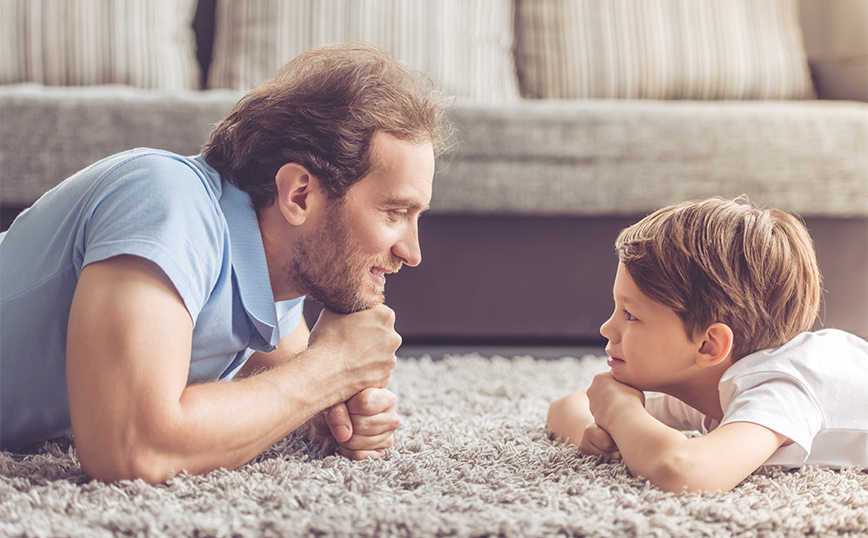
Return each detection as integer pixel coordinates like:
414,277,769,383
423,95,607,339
2,354,866,537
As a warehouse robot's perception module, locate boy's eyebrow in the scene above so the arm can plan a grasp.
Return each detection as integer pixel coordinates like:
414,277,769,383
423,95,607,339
614,293,635,306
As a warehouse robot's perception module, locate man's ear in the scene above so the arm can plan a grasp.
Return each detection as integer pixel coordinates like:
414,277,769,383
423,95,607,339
696,323,734,368
274,163,317,226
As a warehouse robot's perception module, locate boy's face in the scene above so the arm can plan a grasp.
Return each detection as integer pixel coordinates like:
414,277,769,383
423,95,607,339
600,262,701,392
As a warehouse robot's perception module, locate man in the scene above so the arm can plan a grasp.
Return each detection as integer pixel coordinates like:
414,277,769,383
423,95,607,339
0,43,452,483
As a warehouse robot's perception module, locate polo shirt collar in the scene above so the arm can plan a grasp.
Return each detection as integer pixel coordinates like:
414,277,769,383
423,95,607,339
218,178,281,349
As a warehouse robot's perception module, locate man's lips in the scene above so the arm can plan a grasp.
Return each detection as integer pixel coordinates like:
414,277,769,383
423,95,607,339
369,267,395,287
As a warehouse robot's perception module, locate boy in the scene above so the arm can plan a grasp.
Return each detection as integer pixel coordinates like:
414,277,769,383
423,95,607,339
547,197,868,493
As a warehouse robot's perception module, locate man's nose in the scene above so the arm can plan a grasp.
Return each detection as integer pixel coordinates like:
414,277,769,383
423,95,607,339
393,224,422,267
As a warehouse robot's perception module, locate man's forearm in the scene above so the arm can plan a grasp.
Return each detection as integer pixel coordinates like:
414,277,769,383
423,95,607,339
99,345,352,484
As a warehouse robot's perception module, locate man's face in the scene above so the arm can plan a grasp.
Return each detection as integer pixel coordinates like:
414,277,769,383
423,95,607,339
286,132,435,314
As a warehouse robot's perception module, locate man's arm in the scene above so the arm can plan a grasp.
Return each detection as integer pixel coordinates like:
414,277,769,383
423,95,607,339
587,373,788,493
67,255,398,484
237,314,401,460
236,316,311,378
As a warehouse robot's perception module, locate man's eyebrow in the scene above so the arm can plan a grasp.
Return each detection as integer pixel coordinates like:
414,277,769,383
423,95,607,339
384,197,430,212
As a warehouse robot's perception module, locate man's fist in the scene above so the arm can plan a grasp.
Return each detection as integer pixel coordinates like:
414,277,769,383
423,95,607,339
309,388,400,460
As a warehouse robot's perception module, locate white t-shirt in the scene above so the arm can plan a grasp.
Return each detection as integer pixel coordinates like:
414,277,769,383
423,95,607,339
645,329,868,469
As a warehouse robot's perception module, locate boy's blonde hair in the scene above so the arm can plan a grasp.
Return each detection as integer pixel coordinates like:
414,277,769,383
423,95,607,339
615,197,822,360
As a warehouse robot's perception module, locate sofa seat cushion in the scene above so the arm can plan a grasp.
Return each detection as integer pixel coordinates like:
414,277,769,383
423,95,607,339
434,98,868,218
2,85,866,219
0,84,242,205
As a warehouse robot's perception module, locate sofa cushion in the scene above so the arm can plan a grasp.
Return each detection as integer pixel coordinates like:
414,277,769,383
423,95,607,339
433,98,868,218
515,0,815,100
0,0,200,90
206,0,519,100
0,84,240,205
3,84,865,218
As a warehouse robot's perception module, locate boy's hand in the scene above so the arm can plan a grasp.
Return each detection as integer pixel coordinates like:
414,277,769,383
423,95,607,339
586,372,645,431
578,423,622,461
308,388,400,460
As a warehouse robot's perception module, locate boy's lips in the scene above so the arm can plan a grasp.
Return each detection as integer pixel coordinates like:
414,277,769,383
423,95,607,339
605,349,625,367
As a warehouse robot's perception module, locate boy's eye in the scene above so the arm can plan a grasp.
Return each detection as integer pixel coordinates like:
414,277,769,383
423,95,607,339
623,310,638,322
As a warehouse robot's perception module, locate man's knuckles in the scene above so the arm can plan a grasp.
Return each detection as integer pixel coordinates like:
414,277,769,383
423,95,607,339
348,388,397,413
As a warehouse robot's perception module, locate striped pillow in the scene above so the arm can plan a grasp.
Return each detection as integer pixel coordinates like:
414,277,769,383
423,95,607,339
0,0,200,89
515,0,815,100
207,0,519,100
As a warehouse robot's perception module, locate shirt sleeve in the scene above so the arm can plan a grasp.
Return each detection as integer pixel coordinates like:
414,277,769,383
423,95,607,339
718,372,823,466
76,152,226,322
276,298,306,338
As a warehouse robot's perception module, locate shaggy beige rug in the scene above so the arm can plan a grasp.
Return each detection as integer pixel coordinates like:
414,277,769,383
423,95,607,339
2,354,867,537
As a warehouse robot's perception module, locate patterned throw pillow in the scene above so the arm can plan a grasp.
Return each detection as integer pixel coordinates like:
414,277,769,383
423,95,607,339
515,0,815,100
207,0,519,100
0,0,200,89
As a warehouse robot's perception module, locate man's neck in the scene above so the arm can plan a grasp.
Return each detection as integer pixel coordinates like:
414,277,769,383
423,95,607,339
257,203,305,303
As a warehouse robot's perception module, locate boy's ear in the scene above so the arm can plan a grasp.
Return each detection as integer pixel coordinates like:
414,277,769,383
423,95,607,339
274,162,319,226
696,323,734,368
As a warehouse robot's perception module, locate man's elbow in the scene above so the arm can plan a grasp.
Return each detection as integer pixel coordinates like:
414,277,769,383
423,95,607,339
77,436,177,485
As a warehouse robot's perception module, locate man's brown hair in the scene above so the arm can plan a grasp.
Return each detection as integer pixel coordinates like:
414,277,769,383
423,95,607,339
202,42,453,212
615,197,822,360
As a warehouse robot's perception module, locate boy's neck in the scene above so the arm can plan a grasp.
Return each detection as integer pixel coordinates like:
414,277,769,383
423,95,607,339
663,360,732,422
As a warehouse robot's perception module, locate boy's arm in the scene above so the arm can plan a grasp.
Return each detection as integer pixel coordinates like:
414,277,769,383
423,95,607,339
547,392,622,460
588,373,788,493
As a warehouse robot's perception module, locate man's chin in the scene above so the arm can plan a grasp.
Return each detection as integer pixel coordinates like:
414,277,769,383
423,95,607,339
316,291,384,315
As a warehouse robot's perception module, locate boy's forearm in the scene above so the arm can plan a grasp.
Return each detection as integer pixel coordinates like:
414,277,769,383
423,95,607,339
547,392,594,444
604,404,700,493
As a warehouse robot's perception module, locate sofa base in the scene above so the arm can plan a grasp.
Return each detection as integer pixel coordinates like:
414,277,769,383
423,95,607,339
305,214,868,344
4,207,864,343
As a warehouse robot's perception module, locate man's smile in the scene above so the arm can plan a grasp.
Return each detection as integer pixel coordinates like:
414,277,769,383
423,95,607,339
370,267,388,287
370,264,401,288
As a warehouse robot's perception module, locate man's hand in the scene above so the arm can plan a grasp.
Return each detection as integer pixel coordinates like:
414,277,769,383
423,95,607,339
308,388,400,460
586,372,645,431
307,305,401,402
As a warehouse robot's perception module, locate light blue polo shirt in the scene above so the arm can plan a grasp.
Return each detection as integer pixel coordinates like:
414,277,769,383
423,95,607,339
0,148,304,449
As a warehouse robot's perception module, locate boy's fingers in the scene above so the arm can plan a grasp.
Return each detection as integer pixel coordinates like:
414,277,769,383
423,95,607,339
585,423,619,453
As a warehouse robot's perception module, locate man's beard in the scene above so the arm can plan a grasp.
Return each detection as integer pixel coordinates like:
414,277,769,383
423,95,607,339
284,203,402,314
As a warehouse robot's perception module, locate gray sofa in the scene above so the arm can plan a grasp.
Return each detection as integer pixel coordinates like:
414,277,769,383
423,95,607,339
2,0,866,344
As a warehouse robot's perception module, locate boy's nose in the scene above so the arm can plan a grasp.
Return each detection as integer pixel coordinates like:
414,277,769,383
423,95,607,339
600,314,617,342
